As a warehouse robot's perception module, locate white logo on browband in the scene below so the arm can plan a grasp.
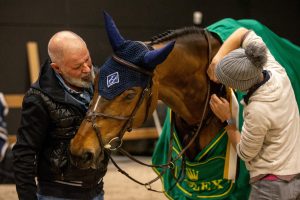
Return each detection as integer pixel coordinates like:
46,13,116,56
107,72,119,88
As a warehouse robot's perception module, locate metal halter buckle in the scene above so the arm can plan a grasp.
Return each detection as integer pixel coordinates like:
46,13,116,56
104,137,123,151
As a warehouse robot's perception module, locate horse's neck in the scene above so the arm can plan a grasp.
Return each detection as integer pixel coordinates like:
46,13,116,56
153,34,223,158
154,34,221,125
173,112,223,158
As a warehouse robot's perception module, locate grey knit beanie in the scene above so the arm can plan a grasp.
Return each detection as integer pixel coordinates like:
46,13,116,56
215,42,267,91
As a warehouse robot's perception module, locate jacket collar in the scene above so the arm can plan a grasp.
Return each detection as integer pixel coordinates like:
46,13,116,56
243,70,270,105
31,59,90,111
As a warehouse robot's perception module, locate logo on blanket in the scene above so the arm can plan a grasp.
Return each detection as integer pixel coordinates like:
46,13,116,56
186,168,199,181
107,72,119,88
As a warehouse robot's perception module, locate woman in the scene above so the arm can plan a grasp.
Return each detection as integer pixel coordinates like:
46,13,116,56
207,28,300,200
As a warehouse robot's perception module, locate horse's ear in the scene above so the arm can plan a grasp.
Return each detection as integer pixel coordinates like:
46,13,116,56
143,41,175,69
103,11,125,51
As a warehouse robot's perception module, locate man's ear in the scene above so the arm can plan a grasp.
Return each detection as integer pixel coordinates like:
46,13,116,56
50,62,61,74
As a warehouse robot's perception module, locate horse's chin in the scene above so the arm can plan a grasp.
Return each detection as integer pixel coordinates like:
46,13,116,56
70,151,106,170
71,161,104,170
70,156,92,169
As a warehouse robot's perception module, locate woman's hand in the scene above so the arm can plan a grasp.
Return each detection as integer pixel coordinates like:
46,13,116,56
209,94,231,122
207,57,220,83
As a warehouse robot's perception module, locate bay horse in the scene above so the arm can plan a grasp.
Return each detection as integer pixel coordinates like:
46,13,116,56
70,12,250,199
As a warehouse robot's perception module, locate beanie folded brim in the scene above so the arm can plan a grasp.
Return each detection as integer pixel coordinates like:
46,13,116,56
216,65,260,91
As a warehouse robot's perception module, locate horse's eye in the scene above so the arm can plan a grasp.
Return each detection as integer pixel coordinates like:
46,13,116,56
124,90,137,100
126,93,136,100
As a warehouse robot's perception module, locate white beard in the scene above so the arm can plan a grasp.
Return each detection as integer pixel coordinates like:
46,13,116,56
63,69,95,89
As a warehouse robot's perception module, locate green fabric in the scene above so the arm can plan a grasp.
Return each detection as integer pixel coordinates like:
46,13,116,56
207,18,300,123
152,109,250,200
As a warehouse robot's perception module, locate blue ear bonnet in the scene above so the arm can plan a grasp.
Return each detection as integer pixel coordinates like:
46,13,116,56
98,11,175,100
99,40,152,100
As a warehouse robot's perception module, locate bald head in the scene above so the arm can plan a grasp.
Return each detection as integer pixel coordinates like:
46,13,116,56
48,31,87,64
48,31,94,90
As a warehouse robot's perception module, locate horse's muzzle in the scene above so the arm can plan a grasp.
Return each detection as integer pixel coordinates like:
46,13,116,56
70,148,105,170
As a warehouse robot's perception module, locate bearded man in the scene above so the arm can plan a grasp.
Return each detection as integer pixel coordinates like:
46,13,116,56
13,31,107,200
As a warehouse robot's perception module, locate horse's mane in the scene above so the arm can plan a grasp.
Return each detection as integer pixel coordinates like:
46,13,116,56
149,26,204,45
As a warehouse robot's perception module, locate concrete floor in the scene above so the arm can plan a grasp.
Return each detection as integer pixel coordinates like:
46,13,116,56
0,156,167,200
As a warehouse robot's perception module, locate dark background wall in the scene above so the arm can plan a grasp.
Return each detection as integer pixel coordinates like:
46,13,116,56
0,0,299,135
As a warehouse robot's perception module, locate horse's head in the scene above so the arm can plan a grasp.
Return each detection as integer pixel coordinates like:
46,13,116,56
70,12,175,169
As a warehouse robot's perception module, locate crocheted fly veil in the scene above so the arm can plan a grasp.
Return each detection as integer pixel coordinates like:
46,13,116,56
99,12,175,99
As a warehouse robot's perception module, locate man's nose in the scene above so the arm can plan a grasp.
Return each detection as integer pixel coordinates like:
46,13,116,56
82,63,91,73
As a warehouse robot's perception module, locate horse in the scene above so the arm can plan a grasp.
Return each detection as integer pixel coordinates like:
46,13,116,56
70,12,250,199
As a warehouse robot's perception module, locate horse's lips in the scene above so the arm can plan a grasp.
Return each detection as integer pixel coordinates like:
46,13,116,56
90,163,97,169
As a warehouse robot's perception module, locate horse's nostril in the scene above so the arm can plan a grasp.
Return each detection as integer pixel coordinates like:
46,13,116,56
82,152,94,163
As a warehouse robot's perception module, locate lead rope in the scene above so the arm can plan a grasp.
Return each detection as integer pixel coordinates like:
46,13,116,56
106,112,184,193
106,112,176,192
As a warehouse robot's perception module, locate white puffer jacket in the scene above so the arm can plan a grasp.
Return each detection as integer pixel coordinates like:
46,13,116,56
236,31,300,178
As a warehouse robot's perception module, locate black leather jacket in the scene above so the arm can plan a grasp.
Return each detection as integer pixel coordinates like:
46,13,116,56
12,59,108,200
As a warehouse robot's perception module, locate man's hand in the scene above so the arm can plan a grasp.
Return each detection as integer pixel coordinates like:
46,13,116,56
209,94,231,122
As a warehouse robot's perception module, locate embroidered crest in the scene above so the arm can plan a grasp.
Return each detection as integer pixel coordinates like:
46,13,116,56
107,72,119,88
186,168,199,181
